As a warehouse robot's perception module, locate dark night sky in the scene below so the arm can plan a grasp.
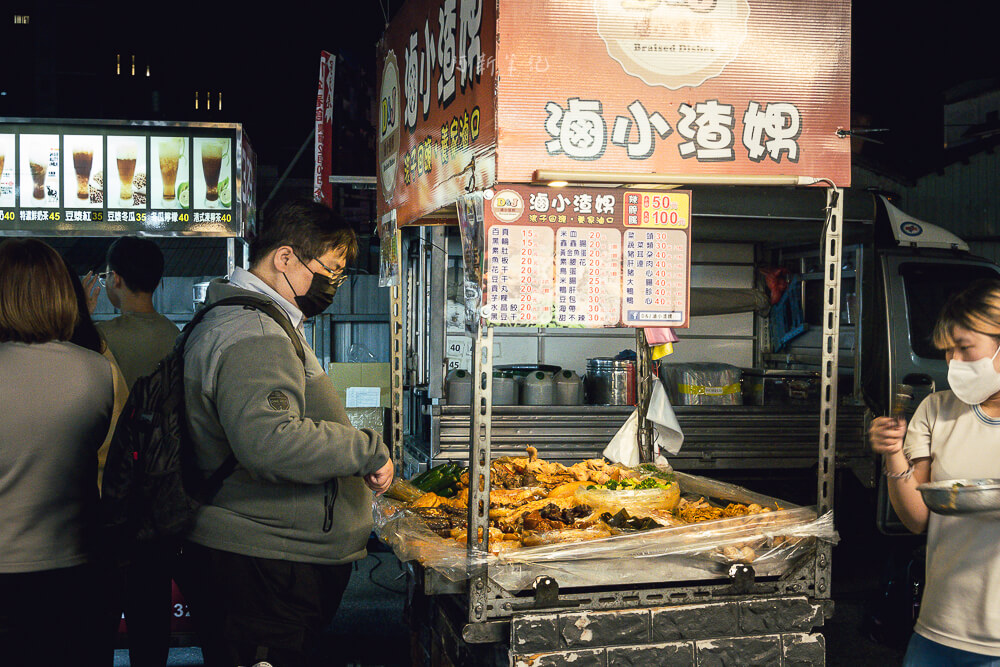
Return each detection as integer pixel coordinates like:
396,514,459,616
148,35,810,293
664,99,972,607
6,1,994,180
309,1,998,179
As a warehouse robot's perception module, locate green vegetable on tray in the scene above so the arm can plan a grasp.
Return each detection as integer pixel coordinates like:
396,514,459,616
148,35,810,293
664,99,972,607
410,463,464,494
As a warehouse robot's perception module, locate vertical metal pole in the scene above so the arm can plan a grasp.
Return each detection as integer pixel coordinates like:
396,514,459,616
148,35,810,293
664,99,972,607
467,326,493,623
428,226,447,400
416,228,429,387
816,185,843,599
226,237,236,276
636,328,654,463
390,229,405,468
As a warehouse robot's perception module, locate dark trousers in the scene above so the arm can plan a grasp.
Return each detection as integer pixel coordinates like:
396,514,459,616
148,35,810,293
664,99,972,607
124,547,175,667
179,542,352,667
101,546,175,667
0,565,103,667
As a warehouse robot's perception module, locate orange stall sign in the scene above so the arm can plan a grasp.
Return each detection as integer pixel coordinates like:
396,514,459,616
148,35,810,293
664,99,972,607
495,0,850,187
378,0,850,227
377,0,498,228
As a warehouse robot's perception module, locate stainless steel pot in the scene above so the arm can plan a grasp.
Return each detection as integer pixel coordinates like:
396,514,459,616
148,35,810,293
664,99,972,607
585,358,636,405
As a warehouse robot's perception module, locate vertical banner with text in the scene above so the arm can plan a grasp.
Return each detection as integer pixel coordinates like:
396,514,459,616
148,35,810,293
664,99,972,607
314,50,336,206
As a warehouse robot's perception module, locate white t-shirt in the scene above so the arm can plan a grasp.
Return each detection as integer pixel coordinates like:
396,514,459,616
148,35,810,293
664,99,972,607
903,390,1000,655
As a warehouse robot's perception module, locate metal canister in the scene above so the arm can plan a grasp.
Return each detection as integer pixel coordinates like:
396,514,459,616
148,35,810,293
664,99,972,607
585,358,636,405
553,369,584,405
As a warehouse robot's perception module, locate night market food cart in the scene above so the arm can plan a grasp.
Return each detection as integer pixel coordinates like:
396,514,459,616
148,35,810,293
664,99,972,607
375,1,851,664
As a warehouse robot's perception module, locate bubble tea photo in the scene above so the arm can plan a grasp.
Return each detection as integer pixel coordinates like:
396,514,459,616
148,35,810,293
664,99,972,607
156,137,185,207
63,136,102,207
108,136,146,207
198,138,230,207
19,135,59,207
117,140,137,201
0,134,12,209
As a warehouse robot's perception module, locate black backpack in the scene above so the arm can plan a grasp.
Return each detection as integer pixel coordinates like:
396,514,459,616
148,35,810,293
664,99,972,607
100,295,305,557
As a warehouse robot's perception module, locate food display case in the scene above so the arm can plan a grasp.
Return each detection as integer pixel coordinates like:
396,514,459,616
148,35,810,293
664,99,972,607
375,0,851,664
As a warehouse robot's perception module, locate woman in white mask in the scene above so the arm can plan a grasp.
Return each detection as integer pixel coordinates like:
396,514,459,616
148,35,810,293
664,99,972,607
870,278,1000,666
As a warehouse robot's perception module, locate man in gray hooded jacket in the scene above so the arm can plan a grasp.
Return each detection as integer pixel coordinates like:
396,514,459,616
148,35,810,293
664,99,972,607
179,199,393,667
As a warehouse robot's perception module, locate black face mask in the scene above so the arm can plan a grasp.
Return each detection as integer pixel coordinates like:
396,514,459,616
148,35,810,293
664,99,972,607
285,255,342,318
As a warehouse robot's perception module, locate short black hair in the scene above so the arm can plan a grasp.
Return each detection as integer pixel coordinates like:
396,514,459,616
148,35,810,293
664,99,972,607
106,236,165,293
250,198,358,266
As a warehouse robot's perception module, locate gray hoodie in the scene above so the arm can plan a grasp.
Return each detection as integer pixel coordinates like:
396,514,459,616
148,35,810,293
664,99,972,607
182,277,389,564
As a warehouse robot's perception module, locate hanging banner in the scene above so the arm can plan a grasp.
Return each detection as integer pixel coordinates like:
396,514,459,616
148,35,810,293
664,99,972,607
376,0,498,228
314,50,336,206
480,184,692,328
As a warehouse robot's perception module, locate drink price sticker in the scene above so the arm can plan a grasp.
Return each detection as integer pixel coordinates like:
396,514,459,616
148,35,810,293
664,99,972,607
624,191,690,229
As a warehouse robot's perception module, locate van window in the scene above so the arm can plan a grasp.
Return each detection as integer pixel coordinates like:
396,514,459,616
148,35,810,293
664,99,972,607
901,262,1000,359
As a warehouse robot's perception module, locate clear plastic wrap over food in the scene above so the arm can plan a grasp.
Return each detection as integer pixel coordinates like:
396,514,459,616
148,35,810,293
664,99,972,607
574,484,681,515
373,469,838,589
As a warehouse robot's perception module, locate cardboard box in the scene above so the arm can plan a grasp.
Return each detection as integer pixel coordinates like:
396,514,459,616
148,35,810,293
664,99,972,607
328,362,391,408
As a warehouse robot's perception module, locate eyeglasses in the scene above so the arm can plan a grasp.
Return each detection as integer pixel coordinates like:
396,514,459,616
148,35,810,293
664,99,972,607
297,253,347,288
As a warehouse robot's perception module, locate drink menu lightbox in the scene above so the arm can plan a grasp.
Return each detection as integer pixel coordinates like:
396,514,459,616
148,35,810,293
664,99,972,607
0,119,254,237
482,185,691,328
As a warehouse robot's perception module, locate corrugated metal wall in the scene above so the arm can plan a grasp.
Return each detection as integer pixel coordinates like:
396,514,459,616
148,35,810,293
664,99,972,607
852,151,1000,263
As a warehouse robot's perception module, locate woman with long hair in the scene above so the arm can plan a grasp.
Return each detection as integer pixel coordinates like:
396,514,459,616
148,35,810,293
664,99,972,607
0,238,115,665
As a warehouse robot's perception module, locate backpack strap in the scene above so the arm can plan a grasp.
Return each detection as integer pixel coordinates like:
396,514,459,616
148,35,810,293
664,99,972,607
181,294,308,502
179,295,306,365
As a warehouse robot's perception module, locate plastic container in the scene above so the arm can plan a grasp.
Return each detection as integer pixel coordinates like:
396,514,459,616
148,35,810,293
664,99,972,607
553,369,584,405
521,370,554,405
492,370,518,406
446,368,472,405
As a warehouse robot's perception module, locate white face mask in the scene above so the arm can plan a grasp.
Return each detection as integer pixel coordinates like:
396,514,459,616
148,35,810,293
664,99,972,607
948,343,1000,405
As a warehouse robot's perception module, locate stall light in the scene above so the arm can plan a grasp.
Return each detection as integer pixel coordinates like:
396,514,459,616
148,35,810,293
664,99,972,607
207,91,211,110
131,55,135,76
116,54,120,76
146,65,150,77
218,92,222,111
194,91,199,110
547,180,569,188
533,169,824,187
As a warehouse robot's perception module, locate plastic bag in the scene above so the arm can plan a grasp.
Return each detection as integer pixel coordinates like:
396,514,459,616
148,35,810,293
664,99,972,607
373,469,839,588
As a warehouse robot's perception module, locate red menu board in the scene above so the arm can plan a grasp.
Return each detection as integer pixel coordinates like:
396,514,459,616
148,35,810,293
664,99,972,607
482,185,691,328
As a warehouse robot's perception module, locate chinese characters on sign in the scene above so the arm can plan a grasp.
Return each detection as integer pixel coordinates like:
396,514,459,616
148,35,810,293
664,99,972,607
377,0,496,227
0,122,249,236
545,97,801,164
487,225,553,324
483,185,691,328
402,0,483,131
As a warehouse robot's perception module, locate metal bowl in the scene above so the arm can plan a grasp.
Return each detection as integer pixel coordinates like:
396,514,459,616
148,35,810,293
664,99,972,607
917,479,1000,517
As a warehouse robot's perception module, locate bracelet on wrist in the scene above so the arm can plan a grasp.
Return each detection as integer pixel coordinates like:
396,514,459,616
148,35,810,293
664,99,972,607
884,460,913,481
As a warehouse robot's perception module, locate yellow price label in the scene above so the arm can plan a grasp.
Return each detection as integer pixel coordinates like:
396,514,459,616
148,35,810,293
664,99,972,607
628,191,690,229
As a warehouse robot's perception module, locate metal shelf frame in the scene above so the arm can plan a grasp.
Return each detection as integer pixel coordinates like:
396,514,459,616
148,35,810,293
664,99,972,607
388,186,846,634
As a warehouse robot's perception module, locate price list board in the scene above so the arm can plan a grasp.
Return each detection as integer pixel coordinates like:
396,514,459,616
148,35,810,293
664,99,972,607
0,119,254,238
486,224,554,324
482,185,691,328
